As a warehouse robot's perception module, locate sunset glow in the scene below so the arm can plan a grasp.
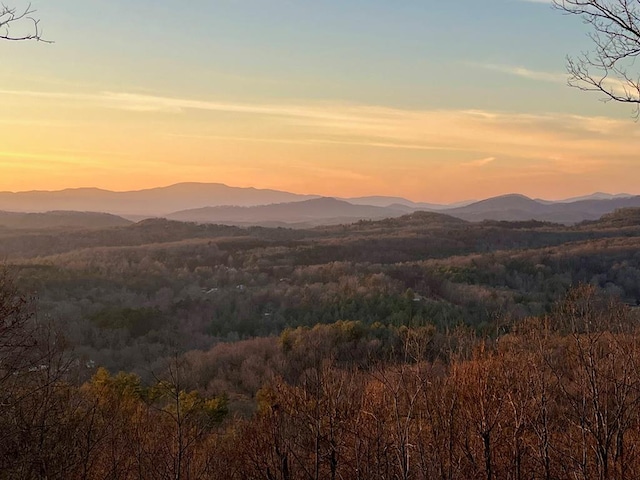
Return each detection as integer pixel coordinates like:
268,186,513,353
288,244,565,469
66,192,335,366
2,0,636,202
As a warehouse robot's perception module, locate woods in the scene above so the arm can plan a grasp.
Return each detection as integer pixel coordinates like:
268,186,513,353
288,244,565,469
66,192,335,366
3,263,640,479
2,210,640,477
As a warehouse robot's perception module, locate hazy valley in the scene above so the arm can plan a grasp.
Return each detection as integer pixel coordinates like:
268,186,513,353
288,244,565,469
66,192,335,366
1,183,639,228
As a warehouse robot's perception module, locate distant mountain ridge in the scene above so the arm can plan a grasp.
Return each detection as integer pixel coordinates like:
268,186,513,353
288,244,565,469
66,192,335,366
0,183,319,216
166,197,410,227
166,194,640,227
341,196,475,210
0,183,638,226
446,194,640,224
553,192,633,203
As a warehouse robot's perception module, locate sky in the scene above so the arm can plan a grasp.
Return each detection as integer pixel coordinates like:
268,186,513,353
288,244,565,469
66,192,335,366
2,0,640,202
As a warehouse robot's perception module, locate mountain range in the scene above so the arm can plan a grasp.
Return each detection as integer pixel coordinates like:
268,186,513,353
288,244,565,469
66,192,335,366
445,194,640,224
0,183,319,217
0,183,639,227
166,197,411,227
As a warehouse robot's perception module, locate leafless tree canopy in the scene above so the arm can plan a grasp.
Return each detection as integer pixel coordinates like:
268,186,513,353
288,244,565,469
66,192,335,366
554,0,640,113
0,3,49,42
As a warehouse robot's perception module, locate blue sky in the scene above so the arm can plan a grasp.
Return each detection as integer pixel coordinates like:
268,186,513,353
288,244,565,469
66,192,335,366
1,0,638,201
17,0,589,109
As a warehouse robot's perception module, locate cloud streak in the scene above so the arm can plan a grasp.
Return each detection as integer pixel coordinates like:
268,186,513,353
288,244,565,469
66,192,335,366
3,87,639,158
463,157,496,167
3,87,640,199
468,63,566,83
0,89,375,122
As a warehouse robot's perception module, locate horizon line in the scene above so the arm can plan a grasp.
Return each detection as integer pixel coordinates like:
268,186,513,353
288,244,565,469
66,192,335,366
0,181,636,205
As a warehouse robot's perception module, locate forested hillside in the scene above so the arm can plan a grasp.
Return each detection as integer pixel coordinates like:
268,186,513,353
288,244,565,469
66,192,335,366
3,209,640,478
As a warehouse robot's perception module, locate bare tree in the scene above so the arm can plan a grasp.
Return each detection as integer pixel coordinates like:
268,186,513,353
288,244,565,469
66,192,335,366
554,0,640,114
0,2,50,42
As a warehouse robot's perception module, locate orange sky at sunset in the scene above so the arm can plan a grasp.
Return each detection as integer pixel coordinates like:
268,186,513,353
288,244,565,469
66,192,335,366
3,89,639,202
3,0,639,202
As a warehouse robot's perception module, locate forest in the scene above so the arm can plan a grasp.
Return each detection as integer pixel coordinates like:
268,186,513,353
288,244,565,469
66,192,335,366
3,208,640,478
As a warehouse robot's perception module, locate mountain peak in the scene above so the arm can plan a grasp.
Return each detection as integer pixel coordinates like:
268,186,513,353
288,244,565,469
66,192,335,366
464,193,538,208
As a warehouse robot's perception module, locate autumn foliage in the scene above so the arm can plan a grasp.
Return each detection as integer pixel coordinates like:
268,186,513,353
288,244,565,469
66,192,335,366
1,279,640,479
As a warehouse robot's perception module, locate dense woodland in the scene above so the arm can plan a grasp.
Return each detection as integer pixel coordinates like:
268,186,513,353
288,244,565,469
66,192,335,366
3,209,640,478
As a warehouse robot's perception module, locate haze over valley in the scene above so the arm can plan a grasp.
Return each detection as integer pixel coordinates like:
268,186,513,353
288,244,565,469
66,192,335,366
0,182,638,228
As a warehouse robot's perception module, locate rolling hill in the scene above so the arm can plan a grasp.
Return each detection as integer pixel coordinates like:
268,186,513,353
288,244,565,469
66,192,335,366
445,194,640,223
166,197,411,227
0,183,319,217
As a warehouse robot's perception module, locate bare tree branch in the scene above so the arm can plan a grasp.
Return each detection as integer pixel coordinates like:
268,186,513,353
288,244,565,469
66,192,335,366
0,3,51,43
554,0,640,116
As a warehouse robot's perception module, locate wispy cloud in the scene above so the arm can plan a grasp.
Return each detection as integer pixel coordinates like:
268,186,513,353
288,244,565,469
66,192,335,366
0,89,374,122
168,133,477,153
3,87,640,178
463,157,496,167
468,61,639,101
468,62,566,83
0,151,106,167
